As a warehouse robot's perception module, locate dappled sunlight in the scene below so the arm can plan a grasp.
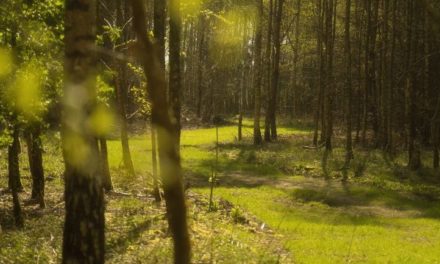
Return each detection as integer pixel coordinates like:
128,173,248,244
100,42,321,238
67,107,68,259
2,0,440,262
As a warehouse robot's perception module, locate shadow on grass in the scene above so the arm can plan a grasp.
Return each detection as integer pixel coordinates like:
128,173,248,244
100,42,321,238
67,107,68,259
289,179,440,220
106,218,154,260
0,207,16,231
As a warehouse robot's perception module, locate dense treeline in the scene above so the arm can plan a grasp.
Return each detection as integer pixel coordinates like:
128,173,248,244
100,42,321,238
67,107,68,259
0,0,439,263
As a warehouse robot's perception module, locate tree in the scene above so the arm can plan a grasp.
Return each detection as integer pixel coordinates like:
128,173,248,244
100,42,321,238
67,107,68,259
169,0,183,147
115,0,136,177
344,0,354,165
268,0,284,141
24,123,45,207
62,0,105,262
406,0,422,170
131,0,191,262
323,0,336,151
8,122,23,228
151,0,166,202
264,0,274,142
253,0,263,145
98,137,113,191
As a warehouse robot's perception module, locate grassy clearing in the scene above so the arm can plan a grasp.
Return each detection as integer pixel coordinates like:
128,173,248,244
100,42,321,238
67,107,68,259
1,119,440,263
0,121,289,263
184,119,440,263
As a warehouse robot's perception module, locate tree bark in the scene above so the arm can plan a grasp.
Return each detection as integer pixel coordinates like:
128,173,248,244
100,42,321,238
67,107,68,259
292,0,302,118
115,0,136,177
152,0,166,202
344,0,353,164
25,123,45,208
131,1,191,262
62,0,105,262
264,0,274,142
196,15,207,119
99,138,113,191
268,0,284,141
169,0,183,148
406,0,422,170
151,125,161,202
253,0,263,145
324,0,335,151
8,124,23,192
313,0,324,146
8,123,23,228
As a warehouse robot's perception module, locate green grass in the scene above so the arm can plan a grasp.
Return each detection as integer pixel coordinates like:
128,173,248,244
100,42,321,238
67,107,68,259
198,185,440,263
1,119,440,263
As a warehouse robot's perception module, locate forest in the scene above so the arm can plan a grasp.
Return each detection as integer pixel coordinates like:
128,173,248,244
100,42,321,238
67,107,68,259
1,0,440,263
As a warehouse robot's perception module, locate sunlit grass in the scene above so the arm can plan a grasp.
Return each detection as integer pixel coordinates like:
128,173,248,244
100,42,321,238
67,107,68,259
2,119,440,263
196,186,440,263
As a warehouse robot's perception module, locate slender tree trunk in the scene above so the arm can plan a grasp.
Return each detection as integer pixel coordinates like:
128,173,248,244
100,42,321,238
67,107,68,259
386,0,397,154
116,73,136,176
151,125,161,202
169,0,183,148
8,123,23,228
115,0,135,177
269,0,284,141
264,0,274,142
406,0,422,170
131,1,191,262
62,0,105,262
314,0,324,146
154,0,166,66
344,0,353,164
25,124,45,208
354,0,363,144
292,0,302,118
196,15,206,118
362,0,371,147
253,0,263,145
371,0,380,145
324,0,335,151
152,0,165,202
99,138,113,191
8,124,23,192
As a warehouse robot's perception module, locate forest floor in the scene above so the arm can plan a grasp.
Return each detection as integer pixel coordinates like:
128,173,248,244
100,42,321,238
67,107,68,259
1,119,440,263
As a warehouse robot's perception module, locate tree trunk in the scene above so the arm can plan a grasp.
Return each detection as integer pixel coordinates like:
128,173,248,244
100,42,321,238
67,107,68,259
269,0,284,141
264,0,274,142
151,125,161,202
361,0,371,147
152,0,165,202
131,1,191,262
116,73,136,176
386,0,397,154
313,0,324,146
62,0,105,263
99,138,113,191
253,0,263,145
196,15,206,118
8,124,23,192
406,0,422,170
324,0,335,151
344,0,353,164
115,0,136,177
292,0,302,118
8,123,23,228
169,0,182,148
25,124,45,208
